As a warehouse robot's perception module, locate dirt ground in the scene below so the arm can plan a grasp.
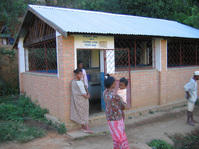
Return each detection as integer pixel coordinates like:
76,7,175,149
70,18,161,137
1,108,199,149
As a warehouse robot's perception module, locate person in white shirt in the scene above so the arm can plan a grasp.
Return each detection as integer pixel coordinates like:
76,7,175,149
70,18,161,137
184,71,199,126
78,61,88,89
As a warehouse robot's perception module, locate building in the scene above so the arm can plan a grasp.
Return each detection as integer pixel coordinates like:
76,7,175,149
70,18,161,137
0,25,14,48
14,5,199,129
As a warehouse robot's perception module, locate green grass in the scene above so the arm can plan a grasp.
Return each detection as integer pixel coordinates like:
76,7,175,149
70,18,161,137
149,110,155,114
148,139,174,149
0,121,45,143
148,130,199,149
0,95,67,143
0,95,48,122
172,130,199,149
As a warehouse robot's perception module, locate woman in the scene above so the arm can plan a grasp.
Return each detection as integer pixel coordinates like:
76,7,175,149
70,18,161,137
70,69,92,133
77,61,88,89
104,74,129,149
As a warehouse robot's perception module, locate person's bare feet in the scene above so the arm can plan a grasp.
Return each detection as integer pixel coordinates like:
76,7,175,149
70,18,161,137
192,120,199,123
187,121,195,126
81,128,94,134
81,124,94,134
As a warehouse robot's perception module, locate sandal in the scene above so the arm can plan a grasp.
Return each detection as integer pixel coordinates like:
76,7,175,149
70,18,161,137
81,129,94,134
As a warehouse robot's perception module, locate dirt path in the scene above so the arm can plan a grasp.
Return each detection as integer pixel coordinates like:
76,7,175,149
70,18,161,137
1,108,199,149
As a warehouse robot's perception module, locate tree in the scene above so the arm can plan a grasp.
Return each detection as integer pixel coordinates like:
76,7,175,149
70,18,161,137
0,0,37,36
0,0,199,36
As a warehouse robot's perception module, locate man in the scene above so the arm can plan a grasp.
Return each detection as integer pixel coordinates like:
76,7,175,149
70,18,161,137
184,71,199,126
77,61,88,89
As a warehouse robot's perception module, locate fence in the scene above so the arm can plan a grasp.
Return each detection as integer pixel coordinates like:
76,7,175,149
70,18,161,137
25,39,57,73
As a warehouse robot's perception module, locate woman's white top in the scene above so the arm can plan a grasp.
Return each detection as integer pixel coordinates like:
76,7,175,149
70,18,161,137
76,80,87,94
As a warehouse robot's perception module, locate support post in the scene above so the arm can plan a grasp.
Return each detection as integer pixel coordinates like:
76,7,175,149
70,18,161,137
100,50,105,111
154,39,167,105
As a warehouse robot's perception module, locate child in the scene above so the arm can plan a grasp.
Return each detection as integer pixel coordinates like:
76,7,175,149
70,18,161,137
118,77,128,104
117,77,128,120
104,74,130,149
77,61,88,89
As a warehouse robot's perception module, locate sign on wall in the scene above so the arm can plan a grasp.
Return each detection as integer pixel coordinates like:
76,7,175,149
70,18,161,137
74,35,114,49
74,34,115,73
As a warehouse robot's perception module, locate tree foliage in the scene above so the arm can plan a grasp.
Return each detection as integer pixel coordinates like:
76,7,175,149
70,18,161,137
0,0,199,36
0,0,37,36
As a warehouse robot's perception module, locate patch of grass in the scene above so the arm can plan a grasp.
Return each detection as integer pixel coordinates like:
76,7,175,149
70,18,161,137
149,110,155,114
172,130,199,149
195,100,199,106
0,95,48,122
0,95,67,143
0,95,18,104
0,121,45,143
148,139,174,149
56,123,67,134
17,95,49,121
0,96,48,121
46,120,67,134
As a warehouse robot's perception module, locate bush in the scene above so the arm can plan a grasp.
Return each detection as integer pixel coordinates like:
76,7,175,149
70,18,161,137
0,121,45,143
0,95,48,122
173,130,199,149
0,103,23,121
148,139,174,149
17,95,48,121
0,95,66,143
0,80,19,96
55,123,67,134
0,95,18,104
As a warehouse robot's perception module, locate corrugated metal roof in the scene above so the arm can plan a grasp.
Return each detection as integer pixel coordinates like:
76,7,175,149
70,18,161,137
28,5,199,39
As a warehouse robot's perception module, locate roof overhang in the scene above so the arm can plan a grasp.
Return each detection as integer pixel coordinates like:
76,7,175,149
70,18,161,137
13,5,68,49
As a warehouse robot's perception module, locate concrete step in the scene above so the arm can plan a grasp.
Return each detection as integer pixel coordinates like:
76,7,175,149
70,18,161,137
89,99,187,127
67,99,187,139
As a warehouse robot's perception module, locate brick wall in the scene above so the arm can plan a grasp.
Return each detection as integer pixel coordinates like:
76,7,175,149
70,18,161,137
19,36,199,129
128,39,199,109
129,67,199,110
131,70,159,108
21,73,61,117
166,67,199,103
20,35,75,126
58,35,76,127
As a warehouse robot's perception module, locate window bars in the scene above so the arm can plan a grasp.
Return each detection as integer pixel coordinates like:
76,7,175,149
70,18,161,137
168,39,199,67
115,37,153,70
25,39,57,74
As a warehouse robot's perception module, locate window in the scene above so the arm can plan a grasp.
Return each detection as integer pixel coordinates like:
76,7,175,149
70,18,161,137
23,15,57,74
168,39,199,67
77,49,100,69
25,39,57,73
115,37,153,70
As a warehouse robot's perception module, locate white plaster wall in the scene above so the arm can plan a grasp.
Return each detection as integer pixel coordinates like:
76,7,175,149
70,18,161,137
56,31,61,77
18,38,25,73
155,39,162,71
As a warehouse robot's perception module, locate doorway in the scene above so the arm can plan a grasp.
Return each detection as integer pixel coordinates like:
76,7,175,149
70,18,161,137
77,49,102,114
77,48,132,114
